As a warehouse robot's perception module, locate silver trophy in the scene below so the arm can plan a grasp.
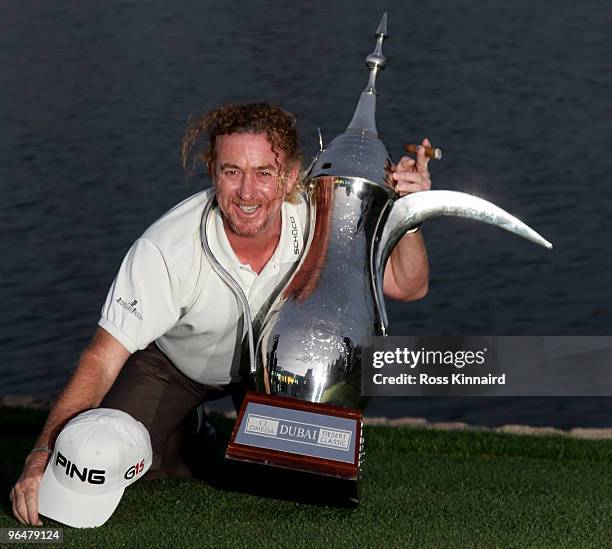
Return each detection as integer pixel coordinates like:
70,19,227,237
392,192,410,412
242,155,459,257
226,13,551,479
255,13,551,406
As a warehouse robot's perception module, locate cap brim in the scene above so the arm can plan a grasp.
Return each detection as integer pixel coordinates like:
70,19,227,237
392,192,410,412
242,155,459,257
38,464,124,528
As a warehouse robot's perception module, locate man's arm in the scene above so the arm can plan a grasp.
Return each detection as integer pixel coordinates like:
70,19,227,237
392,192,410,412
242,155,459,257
11,327,130,526
383,138,432,302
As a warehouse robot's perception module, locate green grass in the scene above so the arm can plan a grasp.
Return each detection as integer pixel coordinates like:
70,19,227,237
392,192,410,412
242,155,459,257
2,407,612,548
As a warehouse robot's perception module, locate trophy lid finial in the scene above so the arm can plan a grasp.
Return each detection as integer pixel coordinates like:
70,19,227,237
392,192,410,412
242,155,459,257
309,14,393,186
375,12,388,37
347,13,389,134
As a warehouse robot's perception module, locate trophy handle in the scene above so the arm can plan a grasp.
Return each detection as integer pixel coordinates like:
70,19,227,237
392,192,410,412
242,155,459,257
373,190,553,332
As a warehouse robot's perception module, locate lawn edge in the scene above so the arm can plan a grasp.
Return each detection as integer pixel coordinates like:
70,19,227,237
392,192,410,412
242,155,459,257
3,395,612,441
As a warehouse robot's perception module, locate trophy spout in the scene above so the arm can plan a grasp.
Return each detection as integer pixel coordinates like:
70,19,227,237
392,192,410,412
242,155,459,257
373,190,553,330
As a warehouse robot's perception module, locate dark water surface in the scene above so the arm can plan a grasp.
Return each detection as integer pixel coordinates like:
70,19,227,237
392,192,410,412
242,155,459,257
1,2,611,424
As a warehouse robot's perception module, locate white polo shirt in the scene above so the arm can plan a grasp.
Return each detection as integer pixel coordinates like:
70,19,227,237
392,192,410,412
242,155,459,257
99,189,307,385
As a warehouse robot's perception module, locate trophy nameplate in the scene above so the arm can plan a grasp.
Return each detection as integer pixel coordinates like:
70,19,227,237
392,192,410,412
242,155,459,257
226,392,363,480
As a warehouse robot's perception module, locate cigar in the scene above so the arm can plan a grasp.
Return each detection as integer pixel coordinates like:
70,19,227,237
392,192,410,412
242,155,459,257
404,144,443,160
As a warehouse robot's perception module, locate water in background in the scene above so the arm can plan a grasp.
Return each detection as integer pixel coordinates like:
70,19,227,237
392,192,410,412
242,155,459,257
1,1,611,425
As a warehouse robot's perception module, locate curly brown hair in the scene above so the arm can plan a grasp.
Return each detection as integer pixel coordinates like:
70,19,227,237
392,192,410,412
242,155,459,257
181,102,303,203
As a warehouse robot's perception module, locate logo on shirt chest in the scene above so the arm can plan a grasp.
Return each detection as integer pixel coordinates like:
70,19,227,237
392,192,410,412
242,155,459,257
289,216,300,255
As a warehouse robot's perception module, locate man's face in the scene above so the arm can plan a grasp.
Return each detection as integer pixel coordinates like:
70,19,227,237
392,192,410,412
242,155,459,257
213,133,297,240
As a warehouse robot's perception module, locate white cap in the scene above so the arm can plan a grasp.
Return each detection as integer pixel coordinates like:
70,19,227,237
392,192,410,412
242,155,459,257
38,408,152,528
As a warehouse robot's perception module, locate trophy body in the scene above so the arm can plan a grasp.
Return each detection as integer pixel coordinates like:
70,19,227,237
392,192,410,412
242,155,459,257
256,177,394,409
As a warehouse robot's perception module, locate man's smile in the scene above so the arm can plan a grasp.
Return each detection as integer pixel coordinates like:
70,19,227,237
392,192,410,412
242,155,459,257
236,204,260,214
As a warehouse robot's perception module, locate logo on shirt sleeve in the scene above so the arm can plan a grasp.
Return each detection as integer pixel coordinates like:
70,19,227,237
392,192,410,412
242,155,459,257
115,297,143,321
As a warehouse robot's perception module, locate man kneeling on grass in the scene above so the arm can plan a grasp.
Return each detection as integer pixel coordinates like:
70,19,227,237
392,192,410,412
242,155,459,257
11,102,432,525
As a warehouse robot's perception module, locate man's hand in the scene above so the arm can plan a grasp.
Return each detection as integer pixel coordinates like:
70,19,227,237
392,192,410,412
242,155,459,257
390,137,432,196
10,327,130,526
382,137,432,301
11,451,49,526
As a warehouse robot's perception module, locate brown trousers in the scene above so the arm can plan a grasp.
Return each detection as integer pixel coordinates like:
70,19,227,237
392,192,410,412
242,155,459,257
101,342,250,479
